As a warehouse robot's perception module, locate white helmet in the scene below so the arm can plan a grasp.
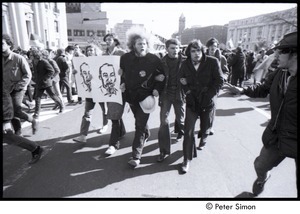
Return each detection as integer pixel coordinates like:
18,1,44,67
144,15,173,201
139,95,156,113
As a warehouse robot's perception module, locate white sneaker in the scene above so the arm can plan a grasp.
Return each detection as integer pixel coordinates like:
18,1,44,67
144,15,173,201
105,146,116,155
73,135,87,143
98,125,108,134
128,158,140,168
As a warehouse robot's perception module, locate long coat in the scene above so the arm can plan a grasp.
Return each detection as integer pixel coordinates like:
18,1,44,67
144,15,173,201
180,53,224,110
228,51,246,79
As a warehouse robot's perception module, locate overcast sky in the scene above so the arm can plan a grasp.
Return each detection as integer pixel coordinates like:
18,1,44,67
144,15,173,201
101,3,296,38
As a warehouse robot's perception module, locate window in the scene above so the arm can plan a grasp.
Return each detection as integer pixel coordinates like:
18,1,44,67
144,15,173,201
87,30,95,36
97,30,105,37
54,21,59,33
67,29,72,36
73,30,85,37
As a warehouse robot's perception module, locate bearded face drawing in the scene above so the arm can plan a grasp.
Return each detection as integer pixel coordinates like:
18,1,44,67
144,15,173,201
98,63,118,97
80,62,93,92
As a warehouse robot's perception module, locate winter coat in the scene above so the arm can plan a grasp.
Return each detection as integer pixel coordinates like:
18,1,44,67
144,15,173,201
55,55,69,78
34,58,55,89
2,52,32,93
47,58,60,83
244,68,297,158
120,51,165,104
180,53,224,111
159,54,186,103
228,51,246,79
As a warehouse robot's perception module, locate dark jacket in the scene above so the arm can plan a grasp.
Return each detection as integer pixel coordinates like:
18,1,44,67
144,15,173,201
159,54,186,103
35,58,55,89
120,51,165,104
55,55,69,78
228,51,246,78
47,58,60,83
180,53,224,110
244,69,297,158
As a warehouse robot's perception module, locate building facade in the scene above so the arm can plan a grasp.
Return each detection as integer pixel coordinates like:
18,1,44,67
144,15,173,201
227,7,297,51
181,25,228,47
66,3,108,48
2,2,68,50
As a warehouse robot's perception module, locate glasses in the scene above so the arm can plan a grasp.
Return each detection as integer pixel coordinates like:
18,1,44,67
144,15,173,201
277,49,291,55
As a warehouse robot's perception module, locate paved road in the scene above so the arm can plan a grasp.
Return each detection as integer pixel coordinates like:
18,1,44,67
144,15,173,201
2,87,297,198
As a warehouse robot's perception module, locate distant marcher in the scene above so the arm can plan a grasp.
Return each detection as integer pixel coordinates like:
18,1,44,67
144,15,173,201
252,48,268,84
245,51,256,80
54,48,74,104
228,46,246,87
40,49,65,110
30,49,64,119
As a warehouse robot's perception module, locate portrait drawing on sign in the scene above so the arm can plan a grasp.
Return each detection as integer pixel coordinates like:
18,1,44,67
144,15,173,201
80,62,93,92
98,63,118,97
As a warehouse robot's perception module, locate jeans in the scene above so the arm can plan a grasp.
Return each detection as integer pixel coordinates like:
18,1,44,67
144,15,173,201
59,76,73,102
158,96,184,154
80,98,108,136
254,145,297,183
129,103,150,160
109,119,126,149
183,106,213,161
10,89,33,122
209,96,217,131
34,86,63,116
25,84,33,102
3,131,38,152
52,80,64,107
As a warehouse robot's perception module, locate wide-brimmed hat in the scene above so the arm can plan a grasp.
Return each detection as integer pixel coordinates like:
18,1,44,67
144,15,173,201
273,32,297,50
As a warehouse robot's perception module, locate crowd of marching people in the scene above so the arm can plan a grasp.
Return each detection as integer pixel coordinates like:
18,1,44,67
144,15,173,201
2,27,297,197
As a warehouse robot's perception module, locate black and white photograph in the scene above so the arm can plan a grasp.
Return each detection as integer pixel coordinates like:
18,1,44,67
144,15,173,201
1,2,298,207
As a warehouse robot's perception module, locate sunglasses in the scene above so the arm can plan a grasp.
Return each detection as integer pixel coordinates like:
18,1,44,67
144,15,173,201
277,49,291,55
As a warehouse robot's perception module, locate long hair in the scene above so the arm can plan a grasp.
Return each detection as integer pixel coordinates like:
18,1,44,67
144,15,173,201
185,39,204,58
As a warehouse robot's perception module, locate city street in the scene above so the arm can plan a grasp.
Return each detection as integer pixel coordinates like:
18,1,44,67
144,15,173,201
2,85,297,198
